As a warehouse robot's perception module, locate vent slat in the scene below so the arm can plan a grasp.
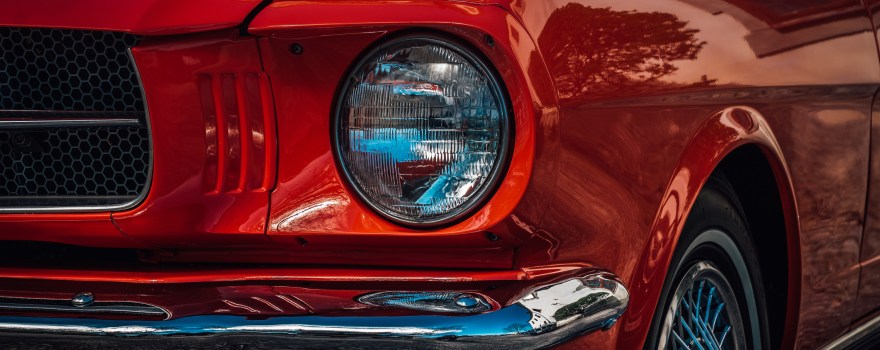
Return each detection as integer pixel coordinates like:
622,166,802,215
199,72,275,194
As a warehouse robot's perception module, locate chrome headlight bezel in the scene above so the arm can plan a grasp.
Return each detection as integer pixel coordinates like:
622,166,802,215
332,34,512,227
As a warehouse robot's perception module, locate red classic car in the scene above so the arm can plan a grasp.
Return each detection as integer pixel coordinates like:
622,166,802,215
0,0,879,349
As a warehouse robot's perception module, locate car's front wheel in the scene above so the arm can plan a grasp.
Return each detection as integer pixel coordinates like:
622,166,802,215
646,175,769,350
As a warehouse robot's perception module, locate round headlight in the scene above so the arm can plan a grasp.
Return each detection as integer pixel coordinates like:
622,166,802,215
335,36,510,226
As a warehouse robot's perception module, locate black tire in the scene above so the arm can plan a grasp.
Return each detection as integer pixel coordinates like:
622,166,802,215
645,175,770,349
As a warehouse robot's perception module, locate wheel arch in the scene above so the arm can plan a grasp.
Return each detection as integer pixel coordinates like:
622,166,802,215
622,106,802,350
714,144,797,350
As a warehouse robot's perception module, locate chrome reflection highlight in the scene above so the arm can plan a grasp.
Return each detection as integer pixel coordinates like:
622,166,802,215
336,37,509,226
518,275,630,333
357,291,491,313
0,272,627,349
0,295,167,318
70,293,94,308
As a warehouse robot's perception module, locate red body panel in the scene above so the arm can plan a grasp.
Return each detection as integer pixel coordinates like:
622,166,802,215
504,1,877,348
0,0,262,35
0,0,878,349
855,0,880,330
112,31,277,248
0,213,137,248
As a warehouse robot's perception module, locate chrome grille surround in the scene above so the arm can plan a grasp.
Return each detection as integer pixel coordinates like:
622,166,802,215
0,28,151,212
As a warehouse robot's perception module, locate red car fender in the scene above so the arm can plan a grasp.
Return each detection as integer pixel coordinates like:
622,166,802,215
615,107,802,350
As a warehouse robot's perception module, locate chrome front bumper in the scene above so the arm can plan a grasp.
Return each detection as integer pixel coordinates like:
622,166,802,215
0,272,629,349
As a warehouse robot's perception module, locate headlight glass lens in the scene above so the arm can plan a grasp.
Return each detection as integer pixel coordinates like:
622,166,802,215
337,38,508,225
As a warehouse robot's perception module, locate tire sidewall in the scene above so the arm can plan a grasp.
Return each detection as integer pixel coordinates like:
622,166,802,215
645,177,769,349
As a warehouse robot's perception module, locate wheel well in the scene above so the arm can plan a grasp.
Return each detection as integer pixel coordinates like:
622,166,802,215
714,144,789,350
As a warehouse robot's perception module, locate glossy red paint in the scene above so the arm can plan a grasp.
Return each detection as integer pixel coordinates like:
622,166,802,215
854,0,880,329
514,1,876,347
0,213,138,248
0,264,596,320
855,87,880,324
590,108,804,350
105,30,277,248
0,0,262,35
0,0,878,349
497,1,877,348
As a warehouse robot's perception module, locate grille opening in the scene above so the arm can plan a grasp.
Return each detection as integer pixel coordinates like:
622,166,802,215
0,28,143,112
0,127,149,205
0,28,151,211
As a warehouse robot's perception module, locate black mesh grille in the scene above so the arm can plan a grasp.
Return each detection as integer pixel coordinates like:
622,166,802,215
0,28,144,112
0,28,150,210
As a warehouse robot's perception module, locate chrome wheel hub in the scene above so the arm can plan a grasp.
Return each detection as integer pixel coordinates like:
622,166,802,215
660,261,747,350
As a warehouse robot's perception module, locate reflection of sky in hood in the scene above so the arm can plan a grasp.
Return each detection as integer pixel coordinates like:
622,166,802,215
520,0,879,87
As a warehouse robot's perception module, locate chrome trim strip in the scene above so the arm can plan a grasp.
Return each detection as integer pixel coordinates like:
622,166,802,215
0,49,153,214
120,48,154,212
820,312,880,350
0,272,629,349
0,298,168,318
0,118,140,129
0,110,145,118
0,196,137,200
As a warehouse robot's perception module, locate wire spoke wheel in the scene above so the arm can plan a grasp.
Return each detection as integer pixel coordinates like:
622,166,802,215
660,261,747,350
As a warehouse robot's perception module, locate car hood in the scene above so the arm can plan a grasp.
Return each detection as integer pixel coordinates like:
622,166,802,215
0,0,263,35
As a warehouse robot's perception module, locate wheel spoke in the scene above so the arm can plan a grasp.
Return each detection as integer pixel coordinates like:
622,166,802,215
696,280,704,321
718,325,732,348
678,313,707,350
672,330,693,350
690,309,720,350
677,305,688,349
711,302,725,330
663,263,743,350
705,287,716,329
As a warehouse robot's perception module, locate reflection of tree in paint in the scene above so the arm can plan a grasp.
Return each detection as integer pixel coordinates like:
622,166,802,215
539,4,712,100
